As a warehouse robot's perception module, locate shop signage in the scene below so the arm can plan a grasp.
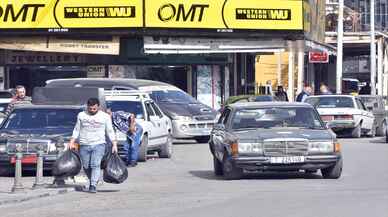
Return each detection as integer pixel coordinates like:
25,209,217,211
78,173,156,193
0,36,120,55
87,65,105,77
0,0,304,31
309,51,329,63
5,51,85,65
0,0,143,29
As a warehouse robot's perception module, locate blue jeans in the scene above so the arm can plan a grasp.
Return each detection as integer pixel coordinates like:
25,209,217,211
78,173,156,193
123,125,143,163
79,144,105,186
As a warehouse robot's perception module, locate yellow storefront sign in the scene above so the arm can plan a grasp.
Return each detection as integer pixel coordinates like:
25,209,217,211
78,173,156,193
0,0,303,30
0,0,143,29
146,0,304,30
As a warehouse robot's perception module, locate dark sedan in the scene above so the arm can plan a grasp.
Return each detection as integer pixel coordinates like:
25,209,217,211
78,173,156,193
209,102,343,180
0,104,82,174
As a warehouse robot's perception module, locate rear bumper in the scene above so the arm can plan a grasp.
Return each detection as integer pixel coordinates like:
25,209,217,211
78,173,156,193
233,155,341,171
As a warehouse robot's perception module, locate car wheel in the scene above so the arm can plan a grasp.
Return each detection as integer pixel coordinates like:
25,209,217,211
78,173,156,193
138,135,148,162
213,156,223,176
195,136,210,143
351,125,361,138
321,158,343,179
158,133,173,158
386,135,388,143
377,121,387,136
222,154,243,180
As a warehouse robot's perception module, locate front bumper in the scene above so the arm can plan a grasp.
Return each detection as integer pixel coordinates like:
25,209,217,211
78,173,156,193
233,155,341,171
0,153,57,171
171,120,215,138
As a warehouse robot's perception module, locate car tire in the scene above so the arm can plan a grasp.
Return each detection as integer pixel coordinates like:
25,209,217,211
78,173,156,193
222,154,243,180
351,125,361,138
158,133,173,158
138,135,148,162
386,135,388,143
195,136,210,144
377,121,387,136
321,158,343,179
213,156,223,176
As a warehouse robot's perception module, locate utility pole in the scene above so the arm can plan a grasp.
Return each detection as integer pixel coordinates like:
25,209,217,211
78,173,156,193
336,0,344,94
371,0,376,95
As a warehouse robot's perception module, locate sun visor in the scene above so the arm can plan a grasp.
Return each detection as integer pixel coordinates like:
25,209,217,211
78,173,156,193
32,87,106,108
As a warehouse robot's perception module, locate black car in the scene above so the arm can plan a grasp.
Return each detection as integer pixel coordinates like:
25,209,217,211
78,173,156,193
46,78,218,143
0,104,82,174
209,102,343,180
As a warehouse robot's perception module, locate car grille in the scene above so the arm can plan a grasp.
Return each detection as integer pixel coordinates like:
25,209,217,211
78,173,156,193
263,140,308,156
193,115,215,121
6,139,50,154
189,123,214,129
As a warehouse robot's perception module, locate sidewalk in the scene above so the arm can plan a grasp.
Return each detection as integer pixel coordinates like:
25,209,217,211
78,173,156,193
0,176,85,206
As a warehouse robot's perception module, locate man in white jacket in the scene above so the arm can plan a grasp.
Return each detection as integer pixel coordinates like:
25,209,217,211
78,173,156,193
69,98,117,193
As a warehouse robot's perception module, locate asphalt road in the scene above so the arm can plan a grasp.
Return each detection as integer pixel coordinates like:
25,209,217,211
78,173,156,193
1,137,388,217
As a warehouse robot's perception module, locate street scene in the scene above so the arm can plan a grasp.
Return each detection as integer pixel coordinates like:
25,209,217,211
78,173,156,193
0,0,388,216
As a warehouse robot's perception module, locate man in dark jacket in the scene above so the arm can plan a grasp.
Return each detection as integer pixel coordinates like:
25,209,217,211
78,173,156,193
275,86,289,101
296,85,313,102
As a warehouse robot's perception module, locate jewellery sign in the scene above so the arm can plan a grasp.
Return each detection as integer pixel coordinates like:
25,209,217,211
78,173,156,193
0,0,304,31
0,0,143,29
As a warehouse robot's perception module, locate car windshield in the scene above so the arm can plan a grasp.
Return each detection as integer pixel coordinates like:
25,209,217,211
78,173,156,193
304,97,355,108
232,107,324,130
106,101,144,119
2,108,81,130
150,90,197,104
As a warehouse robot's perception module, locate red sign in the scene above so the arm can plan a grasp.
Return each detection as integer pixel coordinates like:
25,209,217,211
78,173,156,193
10,155,38,164
309,52,329,63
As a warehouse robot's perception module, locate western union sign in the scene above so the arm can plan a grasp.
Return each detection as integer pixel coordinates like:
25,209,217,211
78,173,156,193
0,0,305,30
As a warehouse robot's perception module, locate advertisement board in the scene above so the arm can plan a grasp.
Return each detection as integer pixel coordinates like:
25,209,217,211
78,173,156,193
0,0,304,31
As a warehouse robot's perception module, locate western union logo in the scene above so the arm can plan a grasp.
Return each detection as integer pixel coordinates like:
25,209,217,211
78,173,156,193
236,8,291,20
64,6,136,18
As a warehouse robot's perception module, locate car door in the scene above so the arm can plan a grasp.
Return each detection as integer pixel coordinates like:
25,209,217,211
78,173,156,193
212,108,231,160
356,98,374,130
144,101,164,146
150,101,169,143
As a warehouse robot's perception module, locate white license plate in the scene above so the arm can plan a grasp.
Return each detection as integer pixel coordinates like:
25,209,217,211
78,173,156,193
270,156,305,164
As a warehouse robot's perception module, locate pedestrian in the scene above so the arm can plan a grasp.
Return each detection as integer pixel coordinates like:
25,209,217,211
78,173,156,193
107,109,143,167
68,98,117,193
296,85,313,102
320,84,333,95
5,85,31,115
275,86,289,101
359,82,371,95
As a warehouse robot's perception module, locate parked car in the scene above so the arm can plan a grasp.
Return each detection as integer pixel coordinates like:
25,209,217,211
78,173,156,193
0,104,82,174
209,102,342,180
225,95,279,105
0,90,14,123
359,95,388,136
304,95,375,138
46,78,218,143
104,90,172,161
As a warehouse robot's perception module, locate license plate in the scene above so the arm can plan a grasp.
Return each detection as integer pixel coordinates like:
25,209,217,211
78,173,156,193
321,115,334,121
10,155,38,164
270,156,305,164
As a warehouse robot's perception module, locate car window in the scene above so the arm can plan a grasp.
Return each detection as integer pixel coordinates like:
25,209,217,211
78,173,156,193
355,99,365,110
150,102,163,118
231,107,323,130
145,102,156,117
3,108,80,129
150,90,197,104
106,100,144,119
304,97,355,108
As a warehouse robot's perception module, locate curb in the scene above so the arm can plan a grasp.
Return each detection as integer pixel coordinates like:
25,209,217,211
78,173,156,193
0,187,75,206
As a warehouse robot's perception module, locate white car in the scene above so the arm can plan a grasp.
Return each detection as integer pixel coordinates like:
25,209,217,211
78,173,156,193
104,90,172,161
304,95,375,138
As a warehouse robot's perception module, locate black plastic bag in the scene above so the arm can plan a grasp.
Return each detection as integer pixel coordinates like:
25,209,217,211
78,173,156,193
52,149,82,178
103,153,128,184
100,148,111,170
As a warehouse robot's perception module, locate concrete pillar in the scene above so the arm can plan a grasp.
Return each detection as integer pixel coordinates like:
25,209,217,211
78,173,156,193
378,37,384,95
277,51,282,86
297,50,304,93
288,45,295,102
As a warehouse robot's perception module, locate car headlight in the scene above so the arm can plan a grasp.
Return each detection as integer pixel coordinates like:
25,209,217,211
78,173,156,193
238,142,263,154
173,115,193,121
308,141,334,154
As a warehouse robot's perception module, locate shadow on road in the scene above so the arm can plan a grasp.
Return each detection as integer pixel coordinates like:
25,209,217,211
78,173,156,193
368,137,387,144
189,170,322,180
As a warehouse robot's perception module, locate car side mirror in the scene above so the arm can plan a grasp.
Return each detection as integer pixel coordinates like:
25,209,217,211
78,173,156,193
325,122,332,129
214,123,225,130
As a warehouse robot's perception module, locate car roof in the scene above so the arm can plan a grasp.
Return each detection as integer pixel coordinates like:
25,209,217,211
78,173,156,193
306,95,354,98
228,102,313,109
46,78,173,90
13,104,83,109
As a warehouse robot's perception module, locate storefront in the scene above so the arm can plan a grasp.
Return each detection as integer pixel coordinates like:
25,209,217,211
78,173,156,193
0,0,331,106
